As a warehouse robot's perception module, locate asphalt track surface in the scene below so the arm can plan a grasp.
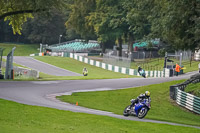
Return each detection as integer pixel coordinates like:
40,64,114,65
13,56,82,76
0,57,200,129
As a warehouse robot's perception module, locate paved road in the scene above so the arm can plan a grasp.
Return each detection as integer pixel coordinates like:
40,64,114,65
0,71,200,129
12,56,82,76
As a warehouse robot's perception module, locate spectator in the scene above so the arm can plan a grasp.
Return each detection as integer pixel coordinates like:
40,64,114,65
175,63,181,76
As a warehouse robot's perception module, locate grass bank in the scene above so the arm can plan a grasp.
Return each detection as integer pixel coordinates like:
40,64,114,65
0,43,39,56
34,56,137,80
0,99,199,133
185,82,200,97
57,80,200,126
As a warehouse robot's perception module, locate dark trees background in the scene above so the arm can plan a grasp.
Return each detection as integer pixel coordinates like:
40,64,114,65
0,0,200,52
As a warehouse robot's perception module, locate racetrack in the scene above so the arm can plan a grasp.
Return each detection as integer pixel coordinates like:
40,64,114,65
0,71,200,129
13,56,82,76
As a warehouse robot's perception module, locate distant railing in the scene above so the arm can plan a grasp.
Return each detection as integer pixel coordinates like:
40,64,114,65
170,73,200,114
103,54,131,68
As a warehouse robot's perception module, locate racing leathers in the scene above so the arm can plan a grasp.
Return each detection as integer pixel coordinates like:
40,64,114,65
129,93,151,109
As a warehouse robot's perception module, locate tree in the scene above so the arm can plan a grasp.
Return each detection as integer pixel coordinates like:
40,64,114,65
0,0,66,34
87,0,128,55
123,0,151,53
66,0,97,41
66,0,152,56
66,0,121,54
149,0,200,51
66,0,200,56
22,10,67,44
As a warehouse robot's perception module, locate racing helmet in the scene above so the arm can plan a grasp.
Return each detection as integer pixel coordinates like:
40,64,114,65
145,91,150,97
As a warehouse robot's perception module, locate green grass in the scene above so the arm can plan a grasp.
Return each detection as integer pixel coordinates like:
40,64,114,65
57,80,200,126
0,99,199,133
185,82,200,97
0,43,39,56
34,56,137,80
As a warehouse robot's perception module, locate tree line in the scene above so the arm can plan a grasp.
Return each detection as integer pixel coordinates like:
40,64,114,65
0,0,199,54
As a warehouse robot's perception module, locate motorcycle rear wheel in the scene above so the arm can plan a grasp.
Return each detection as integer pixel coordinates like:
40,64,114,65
123,105,131,116
142,74,146,78
138,106,148,119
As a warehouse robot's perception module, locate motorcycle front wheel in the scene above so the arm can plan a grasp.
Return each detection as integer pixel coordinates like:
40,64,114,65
123,105,131,116
138,106,148,119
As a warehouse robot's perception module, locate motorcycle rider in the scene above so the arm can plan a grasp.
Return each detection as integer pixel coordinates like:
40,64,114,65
127,91,151,110
138,66,146,78
138,66,142,73
83,67,88,76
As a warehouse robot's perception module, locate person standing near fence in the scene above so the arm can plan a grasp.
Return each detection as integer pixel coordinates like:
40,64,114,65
175,63,181,76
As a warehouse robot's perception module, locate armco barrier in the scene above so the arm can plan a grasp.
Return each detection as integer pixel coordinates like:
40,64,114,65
176,89,200,114
170,73,200,114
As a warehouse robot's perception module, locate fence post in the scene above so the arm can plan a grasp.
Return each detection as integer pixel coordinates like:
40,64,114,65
170,85,178,100
5,47,16,79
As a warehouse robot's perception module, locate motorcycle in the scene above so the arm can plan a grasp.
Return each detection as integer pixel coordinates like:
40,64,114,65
123,98,151,119
139,69,146,78
83,71,88,76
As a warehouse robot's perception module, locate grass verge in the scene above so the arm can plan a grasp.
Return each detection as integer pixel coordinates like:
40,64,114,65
57,80,200,126
0,43,39,56
0,98,199,133
34,56,137,80
185,82,200,97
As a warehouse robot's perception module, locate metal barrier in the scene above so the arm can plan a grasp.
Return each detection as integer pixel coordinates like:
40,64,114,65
170,73,200,114
13,66,39,79
1,61,39,79
5,47,16,79
103,54,131,68
176,89,200,114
